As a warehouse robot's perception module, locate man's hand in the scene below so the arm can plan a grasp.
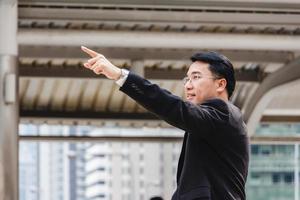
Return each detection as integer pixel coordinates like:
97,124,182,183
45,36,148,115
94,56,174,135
81,46,122,80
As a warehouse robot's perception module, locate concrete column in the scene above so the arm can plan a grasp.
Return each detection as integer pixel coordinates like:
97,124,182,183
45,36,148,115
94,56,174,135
0,0,18,200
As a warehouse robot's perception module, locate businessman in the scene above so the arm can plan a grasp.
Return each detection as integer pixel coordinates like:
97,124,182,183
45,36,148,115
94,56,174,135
81,46,249,200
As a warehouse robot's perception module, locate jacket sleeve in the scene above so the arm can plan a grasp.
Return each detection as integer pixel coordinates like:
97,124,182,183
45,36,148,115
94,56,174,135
119,72,229,134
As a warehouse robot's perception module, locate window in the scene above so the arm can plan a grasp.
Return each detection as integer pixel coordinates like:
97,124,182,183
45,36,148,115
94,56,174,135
284,173,293,184
140,194,144,200
139,167,144,174
140,180,144,187
139,154,144,161
251,145,259,155
272,173,280,184
260,146,271,155
251,173,260,179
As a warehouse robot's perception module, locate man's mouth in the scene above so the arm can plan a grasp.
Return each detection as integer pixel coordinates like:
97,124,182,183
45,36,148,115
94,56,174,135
186,94,196,100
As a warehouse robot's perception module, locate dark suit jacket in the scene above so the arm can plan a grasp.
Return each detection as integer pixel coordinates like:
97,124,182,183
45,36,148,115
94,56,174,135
120,72,249,200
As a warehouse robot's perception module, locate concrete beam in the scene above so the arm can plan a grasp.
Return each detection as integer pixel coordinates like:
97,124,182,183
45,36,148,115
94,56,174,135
19,46,293,63
18,29,300,51
18,135,300,144
19,135,183,143
19,63,265,82
18,6,300,27
18,0,300,10
20,109,158,120
261,115,300,123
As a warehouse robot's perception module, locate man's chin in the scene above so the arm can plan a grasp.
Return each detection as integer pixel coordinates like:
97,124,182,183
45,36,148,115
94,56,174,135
186,99,197,104
186,98,203,105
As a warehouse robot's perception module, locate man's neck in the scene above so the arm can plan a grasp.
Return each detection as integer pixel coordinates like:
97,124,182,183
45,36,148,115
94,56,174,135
217,93,229,102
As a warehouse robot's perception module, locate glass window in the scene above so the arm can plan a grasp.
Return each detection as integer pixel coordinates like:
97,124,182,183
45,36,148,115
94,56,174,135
19,123,300,200
251,145,259,155
272,173,280,184
284,173,294,184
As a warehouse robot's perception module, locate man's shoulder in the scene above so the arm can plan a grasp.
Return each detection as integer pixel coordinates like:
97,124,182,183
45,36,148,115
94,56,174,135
201,98,229,113
202,99,248,137
201,98,245,124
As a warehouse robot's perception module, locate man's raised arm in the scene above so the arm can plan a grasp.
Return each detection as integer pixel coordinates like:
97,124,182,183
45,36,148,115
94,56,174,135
81,46,224,134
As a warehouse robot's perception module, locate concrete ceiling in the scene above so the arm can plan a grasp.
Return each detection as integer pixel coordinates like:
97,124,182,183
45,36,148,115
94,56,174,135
18,0,300,132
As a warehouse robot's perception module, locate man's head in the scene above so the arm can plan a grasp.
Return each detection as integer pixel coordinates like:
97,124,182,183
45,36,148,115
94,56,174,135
184,51,236,104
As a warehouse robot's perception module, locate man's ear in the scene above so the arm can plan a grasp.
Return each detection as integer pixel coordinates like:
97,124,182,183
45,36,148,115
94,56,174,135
216,78,227,93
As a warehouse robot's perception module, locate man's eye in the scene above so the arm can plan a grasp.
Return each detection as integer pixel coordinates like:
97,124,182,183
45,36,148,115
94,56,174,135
193,75,201,80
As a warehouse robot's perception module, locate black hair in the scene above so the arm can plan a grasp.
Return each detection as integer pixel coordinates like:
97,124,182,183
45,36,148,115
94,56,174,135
150,197,163,200
190,51,236,98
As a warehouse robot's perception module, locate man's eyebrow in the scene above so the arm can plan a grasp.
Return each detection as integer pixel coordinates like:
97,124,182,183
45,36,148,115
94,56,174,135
186,71,202,76
191,71,202,74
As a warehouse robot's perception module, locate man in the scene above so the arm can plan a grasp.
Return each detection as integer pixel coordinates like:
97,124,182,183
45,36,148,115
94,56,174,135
81,46,249,200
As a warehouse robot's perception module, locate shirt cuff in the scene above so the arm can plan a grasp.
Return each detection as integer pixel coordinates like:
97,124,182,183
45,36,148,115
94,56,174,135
115,69,129,87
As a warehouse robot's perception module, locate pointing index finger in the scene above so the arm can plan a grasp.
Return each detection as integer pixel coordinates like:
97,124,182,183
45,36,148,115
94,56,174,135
81,46,99,58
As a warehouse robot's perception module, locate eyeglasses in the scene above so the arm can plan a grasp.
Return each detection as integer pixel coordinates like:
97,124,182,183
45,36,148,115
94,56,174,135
182,73,219,85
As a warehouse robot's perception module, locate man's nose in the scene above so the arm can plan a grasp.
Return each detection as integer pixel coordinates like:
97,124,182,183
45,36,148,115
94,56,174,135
184,80,193,90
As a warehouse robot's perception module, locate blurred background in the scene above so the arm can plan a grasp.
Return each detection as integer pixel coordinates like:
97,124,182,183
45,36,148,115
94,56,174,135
1,0,300,200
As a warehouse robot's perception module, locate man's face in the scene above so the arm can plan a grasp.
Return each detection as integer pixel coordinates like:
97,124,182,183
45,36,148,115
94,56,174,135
184,61,220,104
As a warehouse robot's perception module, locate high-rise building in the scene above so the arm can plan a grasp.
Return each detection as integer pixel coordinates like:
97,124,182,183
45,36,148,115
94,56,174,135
19,125,39,200
247,144,298,200
36,125,88,200
84,127,182,200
